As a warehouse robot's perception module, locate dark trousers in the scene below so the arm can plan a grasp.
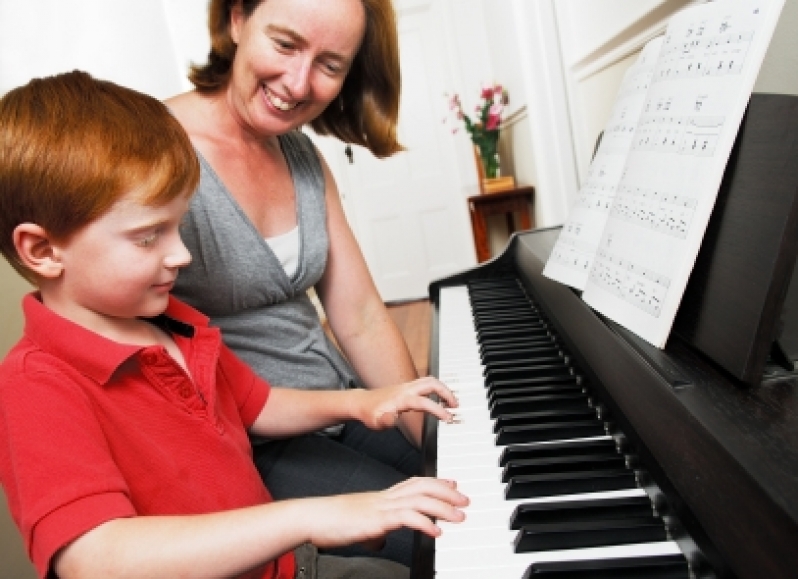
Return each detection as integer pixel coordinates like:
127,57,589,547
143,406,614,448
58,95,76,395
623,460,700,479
254,421,421,567
294,543,409,579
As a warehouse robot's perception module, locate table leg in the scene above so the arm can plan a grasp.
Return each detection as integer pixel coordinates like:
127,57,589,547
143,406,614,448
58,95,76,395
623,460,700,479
470,206,491,263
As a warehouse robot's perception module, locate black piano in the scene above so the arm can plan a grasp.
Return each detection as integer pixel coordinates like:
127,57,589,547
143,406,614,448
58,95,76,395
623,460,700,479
413,94,798,579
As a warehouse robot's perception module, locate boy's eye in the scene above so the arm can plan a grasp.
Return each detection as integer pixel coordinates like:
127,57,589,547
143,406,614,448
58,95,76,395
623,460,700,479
137,232,159,247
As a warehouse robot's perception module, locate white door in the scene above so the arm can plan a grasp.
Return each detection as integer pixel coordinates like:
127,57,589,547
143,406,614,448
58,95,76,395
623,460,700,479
315,0,477,302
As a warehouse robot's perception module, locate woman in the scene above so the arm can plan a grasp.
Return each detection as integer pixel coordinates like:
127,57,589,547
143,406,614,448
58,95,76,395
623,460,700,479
168,0,428,566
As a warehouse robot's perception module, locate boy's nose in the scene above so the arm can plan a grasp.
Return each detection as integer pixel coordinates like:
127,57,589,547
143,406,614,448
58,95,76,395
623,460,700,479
165,237,192,269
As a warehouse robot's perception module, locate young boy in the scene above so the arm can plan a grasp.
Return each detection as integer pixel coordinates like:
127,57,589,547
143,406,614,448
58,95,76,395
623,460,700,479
0,71,467,579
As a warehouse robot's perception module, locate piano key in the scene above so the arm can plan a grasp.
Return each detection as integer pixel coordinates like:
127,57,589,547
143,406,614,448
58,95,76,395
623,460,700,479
491,393,592,418
494,407,599,432
521,553,690,578
500,437,622,466
506,469,640,499
497,420,608,445
502,453,628,482
514,517,668,552
509,495,656,529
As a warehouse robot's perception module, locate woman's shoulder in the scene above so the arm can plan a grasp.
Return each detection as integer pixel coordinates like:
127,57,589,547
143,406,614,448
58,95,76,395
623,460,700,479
164,91,215,138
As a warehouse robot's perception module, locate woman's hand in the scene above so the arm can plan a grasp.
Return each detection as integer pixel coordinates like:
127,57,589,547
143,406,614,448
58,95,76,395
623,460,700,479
352,376,459,430
308,477,469,549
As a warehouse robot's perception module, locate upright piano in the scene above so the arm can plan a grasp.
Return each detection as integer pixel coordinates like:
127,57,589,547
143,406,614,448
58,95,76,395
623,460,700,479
413,94,798,579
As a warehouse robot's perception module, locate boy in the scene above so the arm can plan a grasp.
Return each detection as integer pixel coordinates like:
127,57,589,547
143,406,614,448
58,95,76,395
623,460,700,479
0,71,467,579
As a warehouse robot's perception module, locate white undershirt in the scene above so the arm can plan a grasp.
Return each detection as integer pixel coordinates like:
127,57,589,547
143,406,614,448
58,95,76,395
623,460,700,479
264,226,300,278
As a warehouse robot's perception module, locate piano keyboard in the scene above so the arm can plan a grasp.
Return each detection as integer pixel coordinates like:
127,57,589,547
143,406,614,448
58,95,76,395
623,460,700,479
433,280,695,579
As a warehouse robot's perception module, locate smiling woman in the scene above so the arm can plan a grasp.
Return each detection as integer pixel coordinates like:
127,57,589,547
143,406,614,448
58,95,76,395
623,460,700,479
165,0,429,568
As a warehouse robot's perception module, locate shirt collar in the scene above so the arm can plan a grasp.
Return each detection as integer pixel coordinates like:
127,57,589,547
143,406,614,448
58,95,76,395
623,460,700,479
22,294,209,385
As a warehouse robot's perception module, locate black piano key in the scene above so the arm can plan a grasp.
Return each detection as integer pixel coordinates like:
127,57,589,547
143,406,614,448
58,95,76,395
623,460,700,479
521,554,690,579
486,383,592,408
514,517,668,552
485,365,574,383
475,312,541,325
490,392,591,418
499,438,620,465
499,437,621,466
510,495,655,529
480,335,556,352
488,383,586,405
478,326,549,340
502,453,624,482
494,406,598,432
496,420,608,446
485,355,567,371
471,295,530,305
505,469,639,499
481,345,563,364
488,376,583,396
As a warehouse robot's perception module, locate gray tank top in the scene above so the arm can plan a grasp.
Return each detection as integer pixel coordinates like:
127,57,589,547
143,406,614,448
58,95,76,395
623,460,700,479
173,130,360,391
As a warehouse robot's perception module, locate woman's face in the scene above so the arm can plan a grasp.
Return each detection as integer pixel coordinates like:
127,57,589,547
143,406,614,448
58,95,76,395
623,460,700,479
227,0,366,138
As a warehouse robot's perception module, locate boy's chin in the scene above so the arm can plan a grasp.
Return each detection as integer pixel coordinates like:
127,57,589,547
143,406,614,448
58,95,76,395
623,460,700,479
138,296,171,318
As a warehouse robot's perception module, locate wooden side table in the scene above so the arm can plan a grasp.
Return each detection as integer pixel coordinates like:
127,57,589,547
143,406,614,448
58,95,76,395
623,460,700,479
467,186,535,263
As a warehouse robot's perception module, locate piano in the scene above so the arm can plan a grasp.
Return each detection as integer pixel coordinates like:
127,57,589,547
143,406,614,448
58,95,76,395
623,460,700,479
412,93,798,579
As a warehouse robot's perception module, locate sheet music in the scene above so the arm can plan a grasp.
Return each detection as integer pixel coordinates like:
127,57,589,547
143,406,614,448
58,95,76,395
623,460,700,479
543,0,785,348
543,37,664,289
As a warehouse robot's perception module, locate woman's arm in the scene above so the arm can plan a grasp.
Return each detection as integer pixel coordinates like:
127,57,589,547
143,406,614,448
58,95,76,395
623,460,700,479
54,477,468,578
313,153,427,446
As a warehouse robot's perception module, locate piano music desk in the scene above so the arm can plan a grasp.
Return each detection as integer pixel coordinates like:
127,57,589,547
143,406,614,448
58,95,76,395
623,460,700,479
468,186,534,263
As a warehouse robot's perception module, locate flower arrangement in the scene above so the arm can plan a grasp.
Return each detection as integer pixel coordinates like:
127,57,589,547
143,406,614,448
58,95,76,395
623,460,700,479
445,83,509,179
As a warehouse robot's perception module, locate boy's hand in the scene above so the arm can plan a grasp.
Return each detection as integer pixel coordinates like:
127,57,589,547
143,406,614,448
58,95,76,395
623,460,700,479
353,377,459,430
308,477,469,549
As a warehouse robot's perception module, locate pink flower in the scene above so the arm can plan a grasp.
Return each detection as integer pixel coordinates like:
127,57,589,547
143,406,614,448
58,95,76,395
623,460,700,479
486,113,501,131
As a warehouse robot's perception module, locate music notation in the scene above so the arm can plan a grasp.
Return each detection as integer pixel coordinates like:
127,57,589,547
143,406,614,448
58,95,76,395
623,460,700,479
610,185,697,239
589,247,671,318
547,231,597,272
633,114,726,156
654,24,754,82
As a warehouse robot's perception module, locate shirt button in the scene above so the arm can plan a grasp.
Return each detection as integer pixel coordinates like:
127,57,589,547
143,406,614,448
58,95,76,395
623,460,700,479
141,352,159,365
179,386,192,398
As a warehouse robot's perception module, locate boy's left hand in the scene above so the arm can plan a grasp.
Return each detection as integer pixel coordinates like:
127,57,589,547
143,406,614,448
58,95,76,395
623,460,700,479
355,376,458,430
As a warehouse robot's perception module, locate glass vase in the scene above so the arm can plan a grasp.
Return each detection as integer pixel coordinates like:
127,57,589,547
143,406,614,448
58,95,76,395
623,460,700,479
476,137,500,179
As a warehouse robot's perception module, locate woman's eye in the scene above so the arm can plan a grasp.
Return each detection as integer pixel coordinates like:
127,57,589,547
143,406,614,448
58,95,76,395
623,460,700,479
322,61,342,75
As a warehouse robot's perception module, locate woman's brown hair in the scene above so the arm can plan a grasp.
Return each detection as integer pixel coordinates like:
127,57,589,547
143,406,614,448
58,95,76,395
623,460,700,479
189,0,403,157
0,70,200,283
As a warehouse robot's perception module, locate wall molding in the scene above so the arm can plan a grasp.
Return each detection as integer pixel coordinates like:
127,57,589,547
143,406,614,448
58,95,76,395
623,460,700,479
570,0,702,81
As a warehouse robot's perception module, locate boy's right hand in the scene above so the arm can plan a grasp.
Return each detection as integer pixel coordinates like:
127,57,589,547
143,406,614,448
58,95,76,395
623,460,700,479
307,477,469,549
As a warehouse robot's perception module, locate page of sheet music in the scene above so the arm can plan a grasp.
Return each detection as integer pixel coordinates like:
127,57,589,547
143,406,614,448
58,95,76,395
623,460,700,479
542,37,664,289
547,0,784,348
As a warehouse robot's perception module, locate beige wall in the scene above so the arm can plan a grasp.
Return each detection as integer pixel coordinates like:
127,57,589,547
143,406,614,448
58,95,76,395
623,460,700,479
0,264,35,579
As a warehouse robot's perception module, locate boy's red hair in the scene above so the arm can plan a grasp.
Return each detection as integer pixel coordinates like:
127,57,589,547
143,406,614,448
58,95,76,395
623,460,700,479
0,70,199,283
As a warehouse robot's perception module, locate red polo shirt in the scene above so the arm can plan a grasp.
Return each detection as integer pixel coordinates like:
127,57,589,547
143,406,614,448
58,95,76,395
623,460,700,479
0,294,295,579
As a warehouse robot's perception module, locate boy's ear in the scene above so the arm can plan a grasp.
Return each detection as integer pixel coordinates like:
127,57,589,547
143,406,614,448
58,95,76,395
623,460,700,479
13,223,64,279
